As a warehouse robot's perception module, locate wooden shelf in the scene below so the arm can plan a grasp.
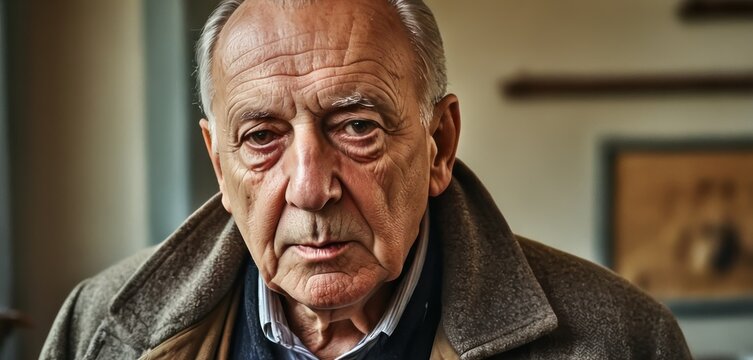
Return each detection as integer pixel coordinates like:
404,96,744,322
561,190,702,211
679,0,753,20
502,71,753,99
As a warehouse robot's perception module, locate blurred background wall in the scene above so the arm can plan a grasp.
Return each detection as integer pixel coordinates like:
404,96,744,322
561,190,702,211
3,0,148,358
0,0,12,358
0,0,751,359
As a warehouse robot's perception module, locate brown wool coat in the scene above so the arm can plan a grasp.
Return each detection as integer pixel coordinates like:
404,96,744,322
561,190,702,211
40,161,691,359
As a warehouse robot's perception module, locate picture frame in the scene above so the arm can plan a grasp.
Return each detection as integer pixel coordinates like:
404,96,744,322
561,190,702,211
600,138,753,316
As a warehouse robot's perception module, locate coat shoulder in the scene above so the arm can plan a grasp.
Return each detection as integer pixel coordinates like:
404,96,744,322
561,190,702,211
515,235,660,316
514,235,691,359
41,246,157,359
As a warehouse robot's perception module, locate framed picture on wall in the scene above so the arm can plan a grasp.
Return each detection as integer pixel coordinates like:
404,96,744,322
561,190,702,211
601,138,753,315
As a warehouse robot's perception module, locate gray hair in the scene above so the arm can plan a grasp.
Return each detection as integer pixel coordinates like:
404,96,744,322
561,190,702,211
196,0,447,147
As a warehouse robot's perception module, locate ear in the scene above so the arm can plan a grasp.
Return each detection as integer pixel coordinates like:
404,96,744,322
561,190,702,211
199,119,232,213
428,94,461,197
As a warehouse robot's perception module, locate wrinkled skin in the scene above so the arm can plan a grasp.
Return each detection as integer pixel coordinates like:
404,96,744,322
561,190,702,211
201,0,460,357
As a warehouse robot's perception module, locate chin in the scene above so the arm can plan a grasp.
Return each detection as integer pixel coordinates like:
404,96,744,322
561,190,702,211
297,272,381,310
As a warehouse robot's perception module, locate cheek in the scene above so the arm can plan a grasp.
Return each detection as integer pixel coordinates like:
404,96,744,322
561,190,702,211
381,131,433,222
223,158,288,282
343,136,432,278
388,165,431,271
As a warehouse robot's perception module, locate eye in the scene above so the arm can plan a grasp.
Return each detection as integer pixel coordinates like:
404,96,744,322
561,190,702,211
245,130,280,146
344,120,378,136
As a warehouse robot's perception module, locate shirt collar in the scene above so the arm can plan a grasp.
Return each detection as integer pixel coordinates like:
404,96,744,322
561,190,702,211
258,210,430,359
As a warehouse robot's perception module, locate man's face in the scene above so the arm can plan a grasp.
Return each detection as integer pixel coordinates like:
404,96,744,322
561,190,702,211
206,0,445,310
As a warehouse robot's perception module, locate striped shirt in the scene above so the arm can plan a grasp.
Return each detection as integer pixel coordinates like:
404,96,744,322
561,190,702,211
257,212,430,360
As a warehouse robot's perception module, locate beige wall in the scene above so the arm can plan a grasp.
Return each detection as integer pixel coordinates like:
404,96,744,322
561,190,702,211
11,1,147,358
426,0,753,357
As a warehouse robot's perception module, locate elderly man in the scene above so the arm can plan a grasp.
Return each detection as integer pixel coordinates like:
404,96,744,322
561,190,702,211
41,0,690,359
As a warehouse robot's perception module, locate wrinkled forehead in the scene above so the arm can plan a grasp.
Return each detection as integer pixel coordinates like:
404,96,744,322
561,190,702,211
214,0,415,78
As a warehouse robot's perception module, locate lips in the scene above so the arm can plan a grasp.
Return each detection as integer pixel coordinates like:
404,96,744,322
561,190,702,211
292,241,351,261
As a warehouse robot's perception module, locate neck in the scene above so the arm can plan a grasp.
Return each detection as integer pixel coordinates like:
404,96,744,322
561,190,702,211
283,282,395,360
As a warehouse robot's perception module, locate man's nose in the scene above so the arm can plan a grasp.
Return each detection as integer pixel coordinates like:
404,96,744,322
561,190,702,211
284,127,342,211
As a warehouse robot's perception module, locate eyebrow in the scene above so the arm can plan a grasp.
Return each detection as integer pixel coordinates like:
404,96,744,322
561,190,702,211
330,92,375,109
239,109,272,121
327,91,403,128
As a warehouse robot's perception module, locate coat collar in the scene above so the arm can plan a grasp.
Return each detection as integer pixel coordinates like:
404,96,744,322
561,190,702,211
105,195,248,351
430,161,558,359
103,160,557,359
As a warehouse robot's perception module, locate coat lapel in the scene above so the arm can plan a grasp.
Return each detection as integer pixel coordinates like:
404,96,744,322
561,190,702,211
103,194,247,355
430,161,558,359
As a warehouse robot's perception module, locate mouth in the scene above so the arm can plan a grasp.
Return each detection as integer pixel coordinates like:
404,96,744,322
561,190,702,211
292,241,352,261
